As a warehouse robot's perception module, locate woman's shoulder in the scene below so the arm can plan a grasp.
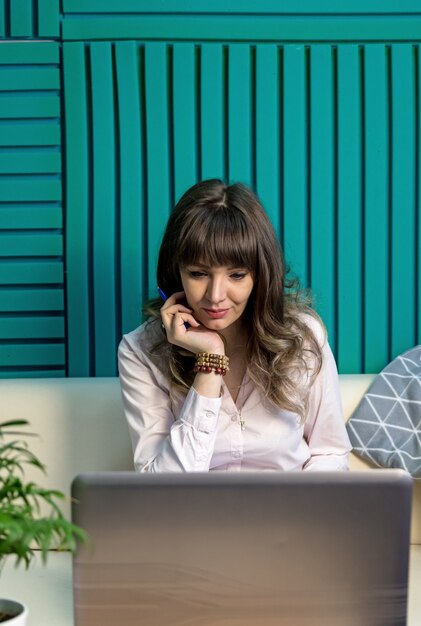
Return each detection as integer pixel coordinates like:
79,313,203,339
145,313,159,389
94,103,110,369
289,308,327,348
119,317,164,359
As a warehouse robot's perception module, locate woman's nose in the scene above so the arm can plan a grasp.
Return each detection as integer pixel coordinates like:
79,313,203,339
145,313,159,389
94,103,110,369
206,277,226,303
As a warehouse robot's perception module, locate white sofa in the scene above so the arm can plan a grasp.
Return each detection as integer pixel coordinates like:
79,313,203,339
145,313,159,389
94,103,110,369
0,374,420,543
0,375,420,626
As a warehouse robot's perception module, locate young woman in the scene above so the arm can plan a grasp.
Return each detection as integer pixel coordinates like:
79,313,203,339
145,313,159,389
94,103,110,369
118,179,351,472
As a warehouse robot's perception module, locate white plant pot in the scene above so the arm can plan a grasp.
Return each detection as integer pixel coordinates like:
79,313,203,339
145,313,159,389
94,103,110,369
0,599,28,625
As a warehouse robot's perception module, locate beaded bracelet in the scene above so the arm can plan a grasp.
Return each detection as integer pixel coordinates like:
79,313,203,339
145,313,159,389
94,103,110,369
193,352,230,376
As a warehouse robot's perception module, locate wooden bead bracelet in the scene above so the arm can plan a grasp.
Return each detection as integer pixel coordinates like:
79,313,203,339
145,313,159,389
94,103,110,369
193,353,230,376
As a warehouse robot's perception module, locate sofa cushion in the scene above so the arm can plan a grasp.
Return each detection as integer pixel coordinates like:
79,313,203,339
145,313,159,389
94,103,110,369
346,346,421,477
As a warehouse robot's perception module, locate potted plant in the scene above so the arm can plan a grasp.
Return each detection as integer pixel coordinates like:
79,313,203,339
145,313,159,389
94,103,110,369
0,419,85,624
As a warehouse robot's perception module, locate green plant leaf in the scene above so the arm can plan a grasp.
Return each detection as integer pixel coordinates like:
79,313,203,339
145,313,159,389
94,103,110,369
0,419,87,570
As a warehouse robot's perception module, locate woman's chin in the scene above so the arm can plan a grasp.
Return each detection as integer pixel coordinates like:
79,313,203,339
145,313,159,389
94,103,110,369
200,317,238,332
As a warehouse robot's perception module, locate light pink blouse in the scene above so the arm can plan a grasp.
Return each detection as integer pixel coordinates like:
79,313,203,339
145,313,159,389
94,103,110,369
118,319,352,473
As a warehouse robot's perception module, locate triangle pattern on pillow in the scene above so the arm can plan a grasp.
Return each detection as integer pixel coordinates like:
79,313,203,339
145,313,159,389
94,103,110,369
347,345,421,477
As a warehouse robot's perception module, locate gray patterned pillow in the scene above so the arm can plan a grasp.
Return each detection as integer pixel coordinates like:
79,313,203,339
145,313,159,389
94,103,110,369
346,346,421,477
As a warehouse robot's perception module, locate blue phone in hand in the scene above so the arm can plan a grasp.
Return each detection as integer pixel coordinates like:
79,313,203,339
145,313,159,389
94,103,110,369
157,287,190,329
157,287,169,302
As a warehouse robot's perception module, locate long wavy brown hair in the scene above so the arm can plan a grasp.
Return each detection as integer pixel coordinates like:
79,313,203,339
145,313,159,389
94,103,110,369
145,179,323,423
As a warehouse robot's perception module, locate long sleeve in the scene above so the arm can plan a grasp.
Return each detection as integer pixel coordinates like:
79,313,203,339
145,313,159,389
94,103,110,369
118,332,222,472
302,332,352,471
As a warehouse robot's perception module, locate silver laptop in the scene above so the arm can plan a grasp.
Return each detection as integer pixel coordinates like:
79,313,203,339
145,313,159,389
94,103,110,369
71,470,412,626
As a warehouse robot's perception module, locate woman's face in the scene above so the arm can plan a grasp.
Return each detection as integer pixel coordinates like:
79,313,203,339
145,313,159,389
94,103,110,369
179,263,254,332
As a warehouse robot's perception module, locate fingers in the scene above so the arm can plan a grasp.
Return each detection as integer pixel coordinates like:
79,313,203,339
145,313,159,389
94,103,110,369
162,291,186,306
160,299,199,336
171,311,200,330
159,291,222,354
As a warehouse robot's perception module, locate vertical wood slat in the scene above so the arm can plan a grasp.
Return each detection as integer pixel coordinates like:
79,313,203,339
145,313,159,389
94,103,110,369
282,45,308,285
309,45,335,348
173,44,198,200
144,43,171,298
90,42,117,375
418,45,421,348
38,0,60,37
228,44,252,185
10,0,33,37
364,45,389,373
115,41,145,335
337,45,363,373
0,0,60,38
200,44,224,181
255,45,281,240
0,3,4,36
63,42,90,376
391,44,416,358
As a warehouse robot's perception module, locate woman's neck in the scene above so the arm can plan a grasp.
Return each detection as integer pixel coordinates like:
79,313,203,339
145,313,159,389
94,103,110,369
219,320,249,357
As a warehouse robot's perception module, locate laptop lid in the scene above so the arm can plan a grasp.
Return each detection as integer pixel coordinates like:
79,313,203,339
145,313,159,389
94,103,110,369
71,470,412,626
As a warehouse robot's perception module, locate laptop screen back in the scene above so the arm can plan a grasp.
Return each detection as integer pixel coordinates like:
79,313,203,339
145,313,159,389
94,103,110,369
72,470,412,626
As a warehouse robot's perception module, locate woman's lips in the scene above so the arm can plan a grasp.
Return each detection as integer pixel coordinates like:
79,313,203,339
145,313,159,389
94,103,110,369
202,308,230,319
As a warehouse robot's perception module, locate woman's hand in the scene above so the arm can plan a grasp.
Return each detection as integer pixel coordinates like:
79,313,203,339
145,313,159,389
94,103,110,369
160,291,225,355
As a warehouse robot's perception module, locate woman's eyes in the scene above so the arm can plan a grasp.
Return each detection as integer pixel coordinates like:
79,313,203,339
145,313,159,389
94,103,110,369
230,272,248,280
187,270,248,280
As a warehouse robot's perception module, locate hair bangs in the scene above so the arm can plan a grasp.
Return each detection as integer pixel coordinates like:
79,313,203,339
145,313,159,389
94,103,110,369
177,205,257,272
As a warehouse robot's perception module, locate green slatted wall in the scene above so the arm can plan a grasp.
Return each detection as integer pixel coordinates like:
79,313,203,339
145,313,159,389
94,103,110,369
0,0,59,38
0,42,64,377
63,41,421,376
0,2,421,377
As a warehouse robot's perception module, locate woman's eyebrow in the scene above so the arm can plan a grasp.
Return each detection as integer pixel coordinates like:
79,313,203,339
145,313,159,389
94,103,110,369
184,263,250,271
184,263,210,270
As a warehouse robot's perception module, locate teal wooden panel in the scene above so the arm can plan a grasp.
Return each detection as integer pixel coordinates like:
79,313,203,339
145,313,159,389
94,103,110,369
0,262,62,284
63,0,421,12
10,0,33,37
0,151,60,174
0,205,61,229
282,45,308,284
63,42,90,376
144,43,171,297
0,344,65,367
418,45,421,347
0,41,64,378
62,14,421,42
173,44,198,199
200,44,224,180
115,42,145,335
38,0,60,37
364,45,389,373
255,44,282,238
0,122,60,147
228,45,252,185
255,45,281,240
0,42,59,64
0,68,59,91
0,1,59,38
90,42,117,375
0,96,60,119
309,46,335,347
0,317,64,339
390,45,416,358
337,45,362,373
0,288,64,311
0,179,61,202
0,369,65,378
0,233,62,257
